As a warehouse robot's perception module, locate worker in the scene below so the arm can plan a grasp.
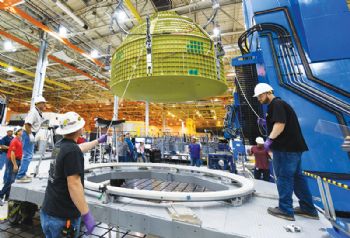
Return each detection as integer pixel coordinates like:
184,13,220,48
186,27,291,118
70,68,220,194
254,83,318,221
16,96,47,183
40,112,107,237
124,133,135,162
137,142,146,162
189,137,201,167
248,137,270,181
0,128,23,206
0,129,14,171
117,135,129,162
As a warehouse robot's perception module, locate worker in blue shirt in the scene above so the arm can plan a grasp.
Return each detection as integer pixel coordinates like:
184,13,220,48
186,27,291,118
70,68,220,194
124,133,135,162
0,129,14,171
189,137,201,167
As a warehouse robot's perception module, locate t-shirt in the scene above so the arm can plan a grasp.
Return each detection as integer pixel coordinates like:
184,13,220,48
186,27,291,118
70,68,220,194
42,138,84,219
250,146,269,170
24,107,45,133
118,141,129,157
125,138,134,152
7,137,22,159
267,98,308,152
189,143,201,159
77,137,86,144
0,135,13,153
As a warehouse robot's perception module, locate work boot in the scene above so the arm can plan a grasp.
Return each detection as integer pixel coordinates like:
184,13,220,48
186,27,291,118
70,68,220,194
294,207,319,220
267,207,295,221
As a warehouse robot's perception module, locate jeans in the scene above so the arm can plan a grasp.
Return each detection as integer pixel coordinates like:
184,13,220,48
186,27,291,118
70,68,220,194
254,168,270,181
190,157,202,167
17,130,34,179
40,210,81,238
137,153,146,162
0,153,6,170
272,151,317,216
0,159,21,200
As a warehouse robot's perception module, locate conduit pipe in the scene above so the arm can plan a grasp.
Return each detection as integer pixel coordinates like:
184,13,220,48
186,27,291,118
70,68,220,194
0,30,108,88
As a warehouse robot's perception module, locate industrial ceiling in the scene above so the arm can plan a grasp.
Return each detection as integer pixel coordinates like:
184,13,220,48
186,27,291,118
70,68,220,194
0,0,245,130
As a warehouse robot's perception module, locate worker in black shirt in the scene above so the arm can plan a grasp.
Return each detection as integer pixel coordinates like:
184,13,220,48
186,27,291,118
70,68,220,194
254,83,318,221
40,112,107,237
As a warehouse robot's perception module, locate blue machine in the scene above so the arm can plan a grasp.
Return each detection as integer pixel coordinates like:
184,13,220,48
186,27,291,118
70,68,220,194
232,0,350,237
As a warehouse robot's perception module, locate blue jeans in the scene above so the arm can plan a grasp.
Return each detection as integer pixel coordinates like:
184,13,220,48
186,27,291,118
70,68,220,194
17,131,34,179
0,159,21,200
138,153,146,162
40,210,81,238
190,157,202,167
0,153,6,170
272,151,317,216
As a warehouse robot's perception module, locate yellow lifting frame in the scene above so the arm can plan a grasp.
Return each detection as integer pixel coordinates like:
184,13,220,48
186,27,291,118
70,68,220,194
123,0,142,23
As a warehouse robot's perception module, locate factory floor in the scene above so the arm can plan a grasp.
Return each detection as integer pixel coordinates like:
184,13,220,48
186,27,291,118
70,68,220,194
0,160,149,238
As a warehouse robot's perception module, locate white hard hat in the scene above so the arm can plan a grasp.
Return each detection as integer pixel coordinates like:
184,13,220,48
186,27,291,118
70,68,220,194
34,96,47,104
56,112,85,135
255,137,264,144
253,83,273,97
218,159,225,167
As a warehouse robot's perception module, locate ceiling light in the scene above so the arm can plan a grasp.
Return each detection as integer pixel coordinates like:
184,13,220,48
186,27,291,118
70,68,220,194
116,10,127,23
59,26,67,37
213,27,220,37
4,40,15,51
90,50,99,58
7,66,14,73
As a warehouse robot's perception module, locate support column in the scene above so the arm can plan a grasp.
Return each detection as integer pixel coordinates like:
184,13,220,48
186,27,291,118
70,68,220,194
113,96,119,120
113,96,119,161
162,111,166,135
31,31,48,109
145,101,149,137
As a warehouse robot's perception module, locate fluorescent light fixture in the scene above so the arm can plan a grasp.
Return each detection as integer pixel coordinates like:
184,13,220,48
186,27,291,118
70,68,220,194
7,66,15,73
117,10,128,23
59,26,67,37
213,27,220,37
4,40,15,51
90,50,99,58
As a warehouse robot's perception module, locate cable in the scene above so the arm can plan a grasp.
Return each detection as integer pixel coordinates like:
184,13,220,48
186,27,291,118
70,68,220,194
234,77,259,118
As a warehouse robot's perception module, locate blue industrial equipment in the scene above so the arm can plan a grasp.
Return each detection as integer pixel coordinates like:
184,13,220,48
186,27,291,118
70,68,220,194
208,152,235,173
234,0,350,236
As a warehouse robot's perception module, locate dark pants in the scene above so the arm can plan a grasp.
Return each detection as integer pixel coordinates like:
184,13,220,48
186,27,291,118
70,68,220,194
272,151,317,216
254,168,270,181
119,156,126,162
190,157,201,167
0,159,21,200
137,153,146,162
40,210,81,238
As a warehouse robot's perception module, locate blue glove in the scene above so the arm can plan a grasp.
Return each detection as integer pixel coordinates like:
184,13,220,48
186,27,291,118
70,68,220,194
257,118,266,127
264,138,273,151
98,134,107,144
82,211,96,235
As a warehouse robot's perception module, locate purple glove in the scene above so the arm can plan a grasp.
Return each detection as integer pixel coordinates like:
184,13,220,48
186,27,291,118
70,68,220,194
257,118,266,127
98,134,107,144
82,211,95,235
264,138,273,151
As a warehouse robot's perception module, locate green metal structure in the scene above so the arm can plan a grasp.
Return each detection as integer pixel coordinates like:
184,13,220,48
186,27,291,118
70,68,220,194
110,11,227,102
